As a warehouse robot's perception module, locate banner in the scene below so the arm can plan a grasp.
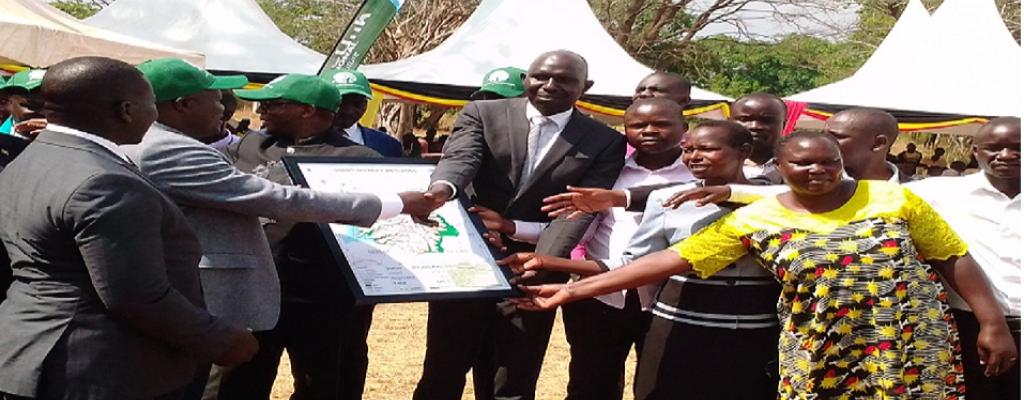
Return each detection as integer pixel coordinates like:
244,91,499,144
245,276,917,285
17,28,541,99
318,0,405,74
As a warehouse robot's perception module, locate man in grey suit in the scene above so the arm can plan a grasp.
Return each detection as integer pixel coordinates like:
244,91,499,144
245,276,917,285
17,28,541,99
411,50,626,400
123,59,427,399
0,57,258,400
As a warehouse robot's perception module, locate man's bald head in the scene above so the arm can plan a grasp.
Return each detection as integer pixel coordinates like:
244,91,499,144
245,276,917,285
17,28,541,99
525,50,593,115
42,56,157,144
729,92,786,164
974,116,1021,181
830,108,899,142
824,108,899,179
633,72,692,106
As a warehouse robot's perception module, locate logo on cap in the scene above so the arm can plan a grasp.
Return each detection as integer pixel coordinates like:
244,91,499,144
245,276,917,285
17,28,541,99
332,72,358,85
28,70,46,80
488,70,510,83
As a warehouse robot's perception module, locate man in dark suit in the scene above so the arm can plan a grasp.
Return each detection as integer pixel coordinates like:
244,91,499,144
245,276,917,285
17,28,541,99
324,68,403,157
0,56,257,400
410,50,626,400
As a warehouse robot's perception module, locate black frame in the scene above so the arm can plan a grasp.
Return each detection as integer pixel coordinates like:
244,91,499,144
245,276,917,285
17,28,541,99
282,156,520,304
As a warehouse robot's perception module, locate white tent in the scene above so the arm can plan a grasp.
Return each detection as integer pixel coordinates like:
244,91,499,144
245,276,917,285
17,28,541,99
85,0,325,77
787,0,1020,133
359,0,730,115
0,0,203,68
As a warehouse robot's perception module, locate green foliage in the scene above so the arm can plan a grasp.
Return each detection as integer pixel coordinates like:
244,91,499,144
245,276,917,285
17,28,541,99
674,35,862,97
255,0,360,53
51,0,102,19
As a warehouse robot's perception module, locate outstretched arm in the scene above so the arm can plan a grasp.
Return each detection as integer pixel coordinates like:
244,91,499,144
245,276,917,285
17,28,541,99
510,249,691,311
932,255,1018,377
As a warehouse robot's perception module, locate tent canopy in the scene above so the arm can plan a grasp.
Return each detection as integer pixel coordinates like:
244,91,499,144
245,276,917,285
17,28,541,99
359,0,730,116
787,0,1020,133
0,0,202,68
86,0,325,78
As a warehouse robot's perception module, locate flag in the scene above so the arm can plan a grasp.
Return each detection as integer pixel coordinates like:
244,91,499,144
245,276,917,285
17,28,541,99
318,0,405,75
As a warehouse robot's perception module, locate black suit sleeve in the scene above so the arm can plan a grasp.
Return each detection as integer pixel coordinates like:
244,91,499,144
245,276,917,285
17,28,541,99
429,102,485,194
534,130,627,258
65,173,236,362
625,182,682,212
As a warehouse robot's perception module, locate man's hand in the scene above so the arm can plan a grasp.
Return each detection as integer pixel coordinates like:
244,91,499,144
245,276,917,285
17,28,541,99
13,118,47,140
214,329,259,366
541,186,626,220
398,187,449,225
482,230,507,252
507,284,574,311
977,321,1019,376
662,185,732,209
469,205,515,235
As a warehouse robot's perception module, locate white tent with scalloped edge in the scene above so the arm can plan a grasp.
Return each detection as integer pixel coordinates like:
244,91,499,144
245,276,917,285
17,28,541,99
0,0,203,68
358,0,731,116
787,0,1020,134
85,0,325,78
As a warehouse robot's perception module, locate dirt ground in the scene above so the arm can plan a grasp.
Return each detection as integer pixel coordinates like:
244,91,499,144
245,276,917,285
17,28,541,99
270,303,637,400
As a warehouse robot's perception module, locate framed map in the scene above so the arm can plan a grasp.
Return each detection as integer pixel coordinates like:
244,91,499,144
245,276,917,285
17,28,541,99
282,157,519,304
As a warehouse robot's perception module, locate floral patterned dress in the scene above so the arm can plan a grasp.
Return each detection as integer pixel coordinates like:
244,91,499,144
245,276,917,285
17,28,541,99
672,181,967,399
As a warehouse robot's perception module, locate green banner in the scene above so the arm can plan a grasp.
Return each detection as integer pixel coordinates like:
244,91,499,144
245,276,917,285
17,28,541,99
318,0,404,75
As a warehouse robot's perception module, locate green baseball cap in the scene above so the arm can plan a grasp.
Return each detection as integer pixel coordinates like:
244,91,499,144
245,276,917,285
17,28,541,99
322,68,373,99
1,69,46,92
235,74,342,111
471,67,526,99
137,58,248,102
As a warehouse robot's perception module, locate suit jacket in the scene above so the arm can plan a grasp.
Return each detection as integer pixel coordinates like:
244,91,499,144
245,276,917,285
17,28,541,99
229,130,384,304
0,131,236,399
122,124,384,331
359,126,403,157
431,98,625,267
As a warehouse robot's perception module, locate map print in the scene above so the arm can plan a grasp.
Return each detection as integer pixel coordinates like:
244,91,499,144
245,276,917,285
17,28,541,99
297,162,512,298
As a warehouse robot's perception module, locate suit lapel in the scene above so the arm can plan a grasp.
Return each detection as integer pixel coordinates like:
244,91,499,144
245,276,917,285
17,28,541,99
513,109,585,200
506,98,530,188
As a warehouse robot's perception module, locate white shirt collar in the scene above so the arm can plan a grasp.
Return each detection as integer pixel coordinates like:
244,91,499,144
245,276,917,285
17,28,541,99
840,162,901,184
47,123,132,163
525,101,573,131
964,172,1019,201
623,152,686,173
343,123,364,145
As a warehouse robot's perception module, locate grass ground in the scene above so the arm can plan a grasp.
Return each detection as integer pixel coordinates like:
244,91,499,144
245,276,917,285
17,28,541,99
270,303,637,400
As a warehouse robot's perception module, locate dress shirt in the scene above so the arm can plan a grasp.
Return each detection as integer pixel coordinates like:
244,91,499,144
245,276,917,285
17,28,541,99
209,131,242,152
342,123,365,145
908,173,1021,316
47,123,133,164
580,154,693,309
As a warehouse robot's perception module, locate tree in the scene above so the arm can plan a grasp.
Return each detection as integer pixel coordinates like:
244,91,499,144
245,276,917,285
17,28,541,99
50,0,110,19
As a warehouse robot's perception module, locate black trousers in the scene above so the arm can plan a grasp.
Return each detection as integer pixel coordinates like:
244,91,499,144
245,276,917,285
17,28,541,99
217,301,374,400
634,318,778,400
562,292,652,400
954,309,1021,400
413,299,559,400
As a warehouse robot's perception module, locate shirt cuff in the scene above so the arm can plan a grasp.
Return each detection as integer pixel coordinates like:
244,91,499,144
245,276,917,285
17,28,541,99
727,184,778,204
510,220,545,244
377,193,404,220
433,180,459,200
622,189,632,209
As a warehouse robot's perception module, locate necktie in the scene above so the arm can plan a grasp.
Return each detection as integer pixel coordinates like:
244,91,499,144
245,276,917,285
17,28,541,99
524,116,552,181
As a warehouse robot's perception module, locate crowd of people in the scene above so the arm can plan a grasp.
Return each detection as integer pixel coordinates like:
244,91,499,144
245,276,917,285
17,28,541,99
0,49,1017,400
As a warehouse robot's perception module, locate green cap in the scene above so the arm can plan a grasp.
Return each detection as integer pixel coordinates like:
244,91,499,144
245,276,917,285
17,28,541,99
471,67,526,99
2,69,46,92
235,74,341,111
322,68,372,99
137,58,248,102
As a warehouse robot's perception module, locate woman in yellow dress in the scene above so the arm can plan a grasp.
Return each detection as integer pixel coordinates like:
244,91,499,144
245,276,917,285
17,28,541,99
508,132,1017,399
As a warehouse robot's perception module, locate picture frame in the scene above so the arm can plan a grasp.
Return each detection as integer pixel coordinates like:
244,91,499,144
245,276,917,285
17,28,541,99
282,156,520,304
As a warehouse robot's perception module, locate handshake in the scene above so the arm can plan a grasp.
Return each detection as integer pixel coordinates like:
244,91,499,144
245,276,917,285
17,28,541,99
396,182,457,224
